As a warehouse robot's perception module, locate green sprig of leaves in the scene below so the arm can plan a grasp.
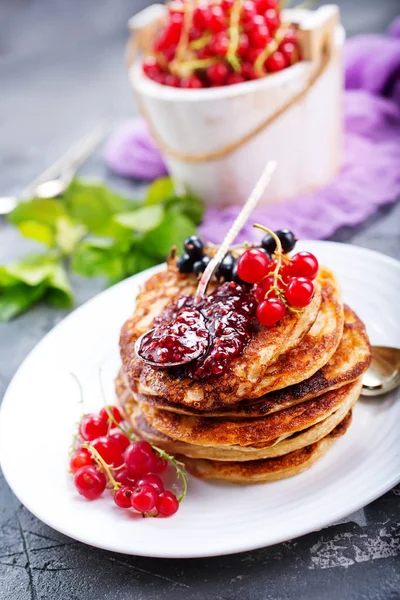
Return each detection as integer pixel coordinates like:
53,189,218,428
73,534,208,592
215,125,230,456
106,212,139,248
0,177,204,321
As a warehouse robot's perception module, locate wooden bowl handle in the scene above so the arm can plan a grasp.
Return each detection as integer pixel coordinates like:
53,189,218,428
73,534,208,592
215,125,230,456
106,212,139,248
126,4,167,68
296,5,340,62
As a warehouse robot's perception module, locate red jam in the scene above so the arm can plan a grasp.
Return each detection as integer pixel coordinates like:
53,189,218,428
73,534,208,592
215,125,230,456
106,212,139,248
139,307,209,365
140,282,257,380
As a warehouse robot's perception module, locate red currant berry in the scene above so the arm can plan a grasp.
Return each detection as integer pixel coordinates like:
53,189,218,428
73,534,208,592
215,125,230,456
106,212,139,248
241,1,257,23
193,5,210,31
207,6,226,33
152,456,168,474
255,0,278,12
181,76,204,88
264,8,280,32
237,248,271,284
206,62,229,85
280,42,298,65
124,441,158,477
157,491,179,517
109,430,130,454
113,467,136,487
250,24,271,48
221,0,234,12
92,436,124,467
74,466,106,500
136,474,164,494
284,28,298,45
227,73,246,85
142,56,162,80
131,485,159,513
79,414,108,442
114,486,134,509
69,448,92,474
256,298,286,326
189,27,202,42
265,51,286,72
241,61,256,80
253,275,276,302
211,32,230,56
99,405,122,428
285,277,314,308
153,73,167,85
289,252,319,280
237,33,250,57
246,47,263,64
279,261,293,284
165,74,181,87
164,12,184,46
197,46,213,60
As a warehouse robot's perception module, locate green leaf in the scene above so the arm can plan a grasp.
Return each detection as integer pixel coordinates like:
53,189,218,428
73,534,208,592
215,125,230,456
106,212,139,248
170,192,204,226
4,254,60,286
124,251,159,277
8,198,66,227
0,253,74,320
0,283,47,321
113,205,165,233
65,190,112,235
17,221,55,246
64,180,136,235
71,238,126,280
140,208,196,259
45,262,74,308
0,267,19,287
144,177,175,206
55,216,87,255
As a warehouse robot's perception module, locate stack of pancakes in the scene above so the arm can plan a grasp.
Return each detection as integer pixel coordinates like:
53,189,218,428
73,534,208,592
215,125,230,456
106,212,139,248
117,261,371,483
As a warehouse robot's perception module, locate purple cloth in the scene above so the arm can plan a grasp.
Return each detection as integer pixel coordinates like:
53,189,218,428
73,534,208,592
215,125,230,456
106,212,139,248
104,120,168,181
105,18,400,242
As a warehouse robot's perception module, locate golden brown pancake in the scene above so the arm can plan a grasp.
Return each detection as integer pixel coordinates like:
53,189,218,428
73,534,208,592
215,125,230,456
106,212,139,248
180,411,352,483
129,305,364,424
136,379,359,448
126,304,370,417
119,379,361,461
120,267,331,410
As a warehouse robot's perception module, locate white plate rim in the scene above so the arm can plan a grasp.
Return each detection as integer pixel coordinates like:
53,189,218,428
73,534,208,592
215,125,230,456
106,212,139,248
1,240,400,558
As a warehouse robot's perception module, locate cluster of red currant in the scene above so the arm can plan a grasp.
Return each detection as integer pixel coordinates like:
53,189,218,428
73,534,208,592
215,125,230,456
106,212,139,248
142,0,301,88
69,406,185,517
236,227,319,326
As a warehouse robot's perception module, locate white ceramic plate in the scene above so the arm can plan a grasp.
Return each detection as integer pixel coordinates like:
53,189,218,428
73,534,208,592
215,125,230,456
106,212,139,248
1,241,400,558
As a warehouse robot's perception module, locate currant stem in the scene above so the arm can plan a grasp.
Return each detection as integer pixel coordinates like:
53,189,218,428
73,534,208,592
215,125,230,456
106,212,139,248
82,443,121,492
253,223,283,288
254,25,288,77
189,32,211,50
98,370,187,501
226,0,242,72
175,0,194,65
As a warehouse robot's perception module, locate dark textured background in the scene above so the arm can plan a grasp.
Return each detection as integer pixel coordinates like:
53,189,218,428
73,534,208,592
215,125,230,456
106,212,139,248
1,1,400,599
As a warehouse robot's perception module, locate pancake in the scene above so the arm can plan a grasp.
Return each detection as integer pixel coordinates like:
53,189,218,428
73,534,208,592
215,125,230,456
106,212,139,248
119,379,361,461
180,411,353,483
120,267,331,410
136,379,360,448
127,304,370,417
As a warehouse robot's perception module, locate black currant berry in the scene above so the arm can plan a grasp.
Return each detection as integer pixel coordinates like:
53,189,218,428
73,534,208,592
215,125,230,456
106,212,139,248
193,255,211,277
261,229,296,254
176,253,194,274
216,253,235,281
261,233,276,254
184,235,204,260
276,229,296,253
